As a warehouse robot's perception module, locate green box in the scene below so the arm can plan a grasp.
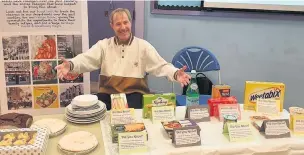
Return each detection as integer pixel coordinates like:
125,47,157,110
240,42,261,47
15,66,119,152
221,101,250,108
142,93,176,119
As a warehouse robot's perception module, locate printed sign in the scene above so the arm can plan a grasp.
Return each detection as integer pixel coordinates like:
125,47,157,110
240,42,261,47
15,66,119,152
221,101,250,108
227,122,254,142
172,126,201,148
118,132,148,154
185,105,210,122
260,119,291,139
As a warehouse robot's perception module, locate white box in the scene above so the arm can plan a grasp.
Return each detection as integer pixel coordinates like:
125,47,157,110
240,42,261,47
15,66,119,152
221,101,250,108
0,126,49,155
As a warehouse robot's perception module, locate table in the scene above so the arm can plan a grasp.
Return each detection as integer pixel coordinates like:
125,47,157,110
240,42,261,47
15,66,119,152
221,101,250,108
100,105,304,155
33,114,105,155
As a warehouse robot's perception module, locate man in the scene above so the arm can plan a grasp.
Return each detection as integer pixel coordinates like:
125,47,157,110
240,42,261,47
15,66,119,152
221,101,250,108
55,8,190,110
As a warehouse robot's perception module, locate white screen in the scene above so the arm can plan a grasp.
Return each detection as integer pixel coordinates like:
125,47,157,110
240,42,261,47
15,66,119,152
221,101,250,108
204,0,304,12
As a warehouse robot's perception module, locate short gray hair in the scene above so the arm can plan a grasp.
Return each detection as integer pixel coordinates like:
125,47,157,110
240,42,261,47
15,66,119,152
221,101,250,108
109,8,132,24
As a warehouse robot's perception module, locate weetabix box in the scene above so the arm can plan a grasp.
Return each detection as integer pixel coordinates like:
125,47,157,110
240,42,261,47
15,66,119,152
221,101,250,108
142,93,176,119
244,81,285,112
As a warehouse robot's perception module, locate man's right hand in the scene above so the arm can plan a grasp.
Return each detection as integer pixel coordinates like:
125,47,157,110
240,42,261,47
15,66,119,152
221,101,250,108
55,58,71,80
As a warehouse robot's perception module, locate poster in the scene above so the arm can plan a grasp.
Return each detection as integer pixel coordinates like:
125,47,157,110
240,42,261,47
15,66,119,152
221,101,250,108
0,0,90,115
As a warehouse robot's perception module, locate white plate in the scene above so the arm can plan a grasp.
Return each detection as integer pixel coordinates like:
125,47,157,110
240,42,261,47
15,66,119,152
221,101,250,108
58,131,98,152
66,109,106,118
32,118,67,136
72,94,98,107
67,101,106,115
58,142,98,155
65,113,105,122
66,115,105,124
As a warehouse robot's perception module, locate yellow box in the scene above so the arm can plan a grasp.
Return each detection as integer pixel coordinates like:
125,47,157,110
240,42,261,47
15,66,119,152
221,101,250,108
244,81,285,111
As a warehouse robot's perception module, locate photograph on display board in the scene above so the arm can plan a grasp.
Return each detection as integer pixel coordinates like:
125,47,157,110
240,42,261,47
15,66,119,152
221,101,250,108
4,61,31,86
30,35,57,59
58,60,83,83
33,85,59,109
2,36,30,60
6,86,32,110
57,35,82,59
59,84,84,107
32,61,57,84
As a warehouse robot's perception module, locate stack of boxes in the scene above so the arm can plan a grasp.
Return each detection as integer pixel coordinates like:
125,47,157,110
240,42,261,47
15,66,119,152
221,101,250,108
207,84,237,117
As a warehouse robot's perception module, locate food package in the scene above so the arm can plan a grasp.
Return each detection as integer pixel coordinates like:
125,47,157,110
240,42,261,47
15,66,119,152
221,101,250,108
161,119,200,139
250,115,270,130
0,113,33,129
142,93,176,119
289,107,304,131
111,123,147,143
244,81,285,111
207,96,238,117
111,93,128,110
211,84,231,99
0,126,49,155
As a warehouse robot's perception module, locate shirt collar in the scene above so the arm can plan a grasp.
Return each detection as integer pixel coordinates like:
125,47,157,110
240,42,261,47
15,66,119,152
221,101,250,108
114,33,134,46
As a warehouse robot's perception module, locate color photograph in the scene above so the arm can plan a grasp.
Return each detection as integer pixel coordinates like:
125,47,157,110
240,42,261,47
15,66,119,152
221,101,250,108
59,84,84,107
32,61,57,84
33,85,59,109
4,61,31,86
57,35,82,59
6,86,32,110
2,36,29,60
30,35,57,59
58,60,83,83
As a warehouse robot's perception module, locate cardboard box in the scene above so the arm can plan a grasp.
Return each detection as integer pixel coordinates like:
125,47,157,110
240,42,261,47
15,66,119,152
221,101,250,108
161,119,200,139
207,96,238,117
244,81,285,111
211,84,231,99
142,93,176,119
0,126,49,155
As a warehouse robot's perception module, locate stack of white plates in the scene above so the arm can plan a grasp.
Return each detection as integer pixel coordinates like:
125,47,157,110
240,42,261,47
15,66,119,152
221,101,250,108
31,118,67,137
58,131,98,154
65,94,107,124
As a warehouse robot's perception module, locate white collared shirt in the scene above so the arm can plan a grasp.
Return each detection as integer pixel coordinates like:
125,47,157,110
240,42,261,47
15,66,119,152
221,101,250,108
71,36,178,81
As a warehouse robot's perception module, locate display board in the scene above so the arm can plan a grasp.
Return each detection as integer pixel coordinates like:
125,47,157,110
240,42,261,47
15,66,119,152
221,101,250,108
0,0,90,115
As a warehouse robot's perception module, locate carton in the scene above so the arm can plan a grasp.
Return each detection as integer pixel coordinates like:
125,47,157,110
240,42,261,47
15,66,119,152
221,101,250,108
207,96,238,117
142,93,176,119
244,81,285,111
211,84,231,99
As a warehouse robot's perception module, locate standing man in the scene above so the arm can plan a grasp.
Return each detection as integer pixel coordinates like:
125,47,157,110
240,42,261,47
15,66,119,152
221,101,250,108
55,8,190,110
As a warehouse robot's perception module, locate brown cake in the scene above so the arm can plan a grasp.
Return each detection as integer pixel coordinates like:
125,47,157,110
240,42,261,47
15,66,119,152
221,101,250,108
0,113,33,129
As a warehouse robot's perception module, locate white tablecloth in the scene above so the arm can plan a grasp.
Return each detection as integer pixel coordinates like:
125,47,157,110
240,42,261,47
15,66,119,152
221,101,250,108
100,105,304,155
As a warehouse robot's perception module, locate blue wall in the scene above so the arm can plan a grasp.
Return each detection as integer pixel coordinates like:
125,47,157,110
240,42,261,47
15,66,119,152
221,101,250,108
144,2,304,108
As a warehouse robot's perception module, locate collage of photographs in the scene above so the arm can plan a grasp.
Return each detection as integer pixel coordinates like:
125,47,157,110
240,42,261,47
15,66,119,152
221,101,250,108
2,34,85,110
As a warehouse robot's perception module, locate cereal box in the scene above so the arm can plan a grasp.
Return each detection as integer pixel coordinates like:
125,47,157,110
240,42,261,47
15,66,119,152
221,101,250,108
211,84,231,99
243,81,285,112
142,93,176,119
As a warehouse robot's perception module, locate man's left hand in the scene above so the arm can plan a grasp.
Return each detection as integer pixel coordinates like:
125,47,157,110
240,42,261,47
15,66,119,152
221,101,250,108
175,66,191,87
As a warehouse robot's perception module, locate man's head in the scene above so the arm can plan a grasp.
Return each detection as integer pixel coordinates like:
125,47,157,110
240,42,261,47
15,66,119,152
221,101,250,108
110,8,132,42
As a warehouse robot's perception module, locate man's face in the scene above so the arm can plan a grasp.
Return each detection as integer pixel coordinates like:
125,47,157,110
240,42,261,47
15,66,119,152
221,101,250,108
110,12,131,41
